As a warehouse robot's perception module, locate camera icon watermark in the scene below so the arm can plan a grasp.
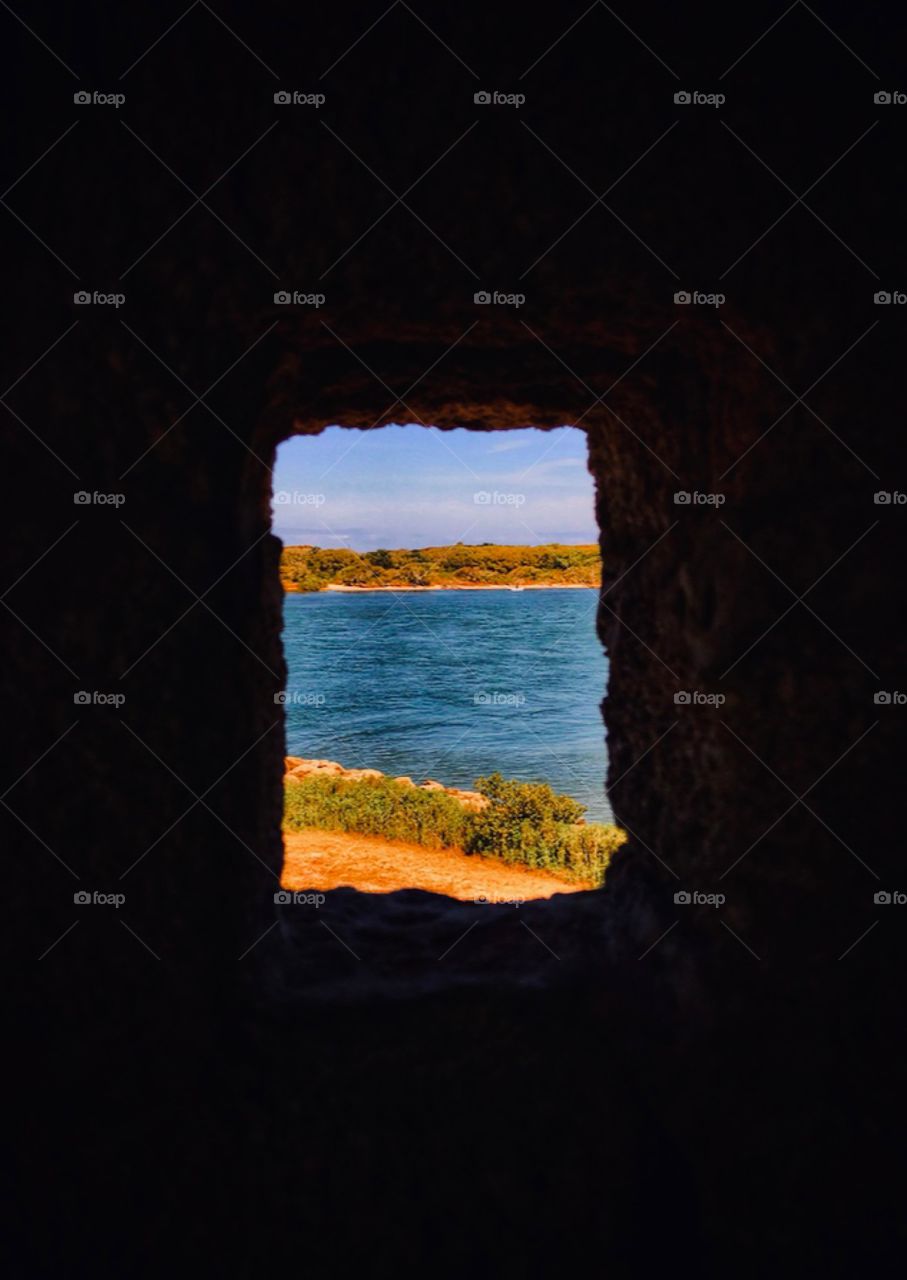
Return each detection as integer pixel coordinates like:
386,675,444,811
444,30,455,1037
74,889,126,907
473,490,526,506
874,91,906,104
474,90,525,108
273,90,325,107
273,890,326,905
74,290,126,308
874,491,906,504
274,291,326,307
673,490,725,506
473,690,526,707
873,291,906,304
674,690,726,707
674,90,725,107
874,691,905,705
874,890,907,903
274,691,327,706
74,89,125,108
474,290,526,308
674,889,726,906
674,290,725,307
74,490,126,507
74,690,126,708
273,490,326,506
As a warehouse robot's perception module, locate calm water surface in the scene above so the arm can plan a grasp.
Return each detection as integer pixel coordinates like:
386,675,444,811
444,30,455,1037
282,588,612,821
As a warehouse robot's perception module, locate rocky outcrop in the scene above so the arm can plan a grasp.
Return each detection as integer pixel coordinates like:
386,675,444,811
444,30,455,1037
284,756,488,810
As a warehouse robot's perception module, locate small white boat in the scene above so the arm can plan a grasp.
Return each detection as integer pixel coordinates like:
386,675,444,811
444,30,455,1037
508,585,524,591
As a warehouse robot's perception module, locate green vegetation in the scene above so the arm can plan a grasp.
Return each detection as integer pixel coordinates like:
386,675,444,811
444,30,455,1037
284,774,468,851
280,543,600,591
283,770,625,886
464,772,625,886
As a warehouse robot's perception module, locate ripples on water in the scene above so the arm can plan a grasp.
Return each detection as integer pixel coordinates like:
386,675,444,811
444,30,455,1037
282,588,612,822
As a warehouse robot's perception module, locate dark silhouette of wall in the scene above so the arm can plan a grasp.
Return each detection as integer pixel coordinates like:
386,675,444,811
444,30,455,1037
3,3,905,1275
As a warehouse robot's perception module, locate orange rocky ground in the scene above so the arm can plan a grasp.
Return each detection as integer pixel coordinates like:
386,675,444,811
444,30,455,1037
281,829,591,901
281,756,592,900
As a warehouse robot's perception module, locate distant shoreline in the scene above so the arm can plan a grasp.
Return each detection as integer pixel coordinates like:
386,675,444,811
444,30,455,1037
280,541,601,594
284,582,597,593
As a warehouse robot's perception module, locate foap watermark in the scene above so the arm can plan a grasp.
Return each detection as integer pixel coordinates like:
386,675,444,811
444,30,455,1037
474,90,525,108
274,291,326,307
474,690,526,707
74,690,126,708
674,90,725,107
74,89,125,108
874,291,907,304
274,490,326,506
74,490,125,506
274,890,326,906
674,290,725,307
874,91,907,105
474,490,525,506
474,290,525,308
274,90,325,107
874,691,906,705
874,491,907,504
674,890,726,907
674,691,725,707
74,890,126,907
274,691,326,706
74,290,126,308
674,490,725,506
874,890,907,904
474,894,524,906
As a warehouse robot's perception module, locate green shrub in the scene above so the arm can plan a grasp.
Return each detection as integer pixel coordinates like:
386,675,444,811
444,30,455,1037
462,772,623,885
283,769,625,886
365,548,395,569
291,572,328,593
558,822,627,885
284,774,467,850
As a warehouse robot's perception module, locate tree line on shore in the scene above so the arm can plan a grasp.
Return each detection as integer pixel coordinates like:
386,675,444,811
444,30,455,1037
280,543,601,591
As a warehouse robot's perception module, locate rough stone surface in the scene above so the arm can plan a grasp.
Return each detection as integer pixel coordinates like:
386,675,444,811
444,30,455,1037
4,3,906,1276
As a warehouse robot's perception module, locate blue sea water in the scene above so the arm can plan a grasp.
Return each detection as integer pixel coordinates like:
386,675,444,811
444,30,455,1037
281,588,612,822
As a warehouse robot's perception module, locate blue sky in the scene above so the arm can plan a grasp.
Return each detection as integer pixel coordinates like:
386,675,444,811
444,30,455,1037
272,424,597,550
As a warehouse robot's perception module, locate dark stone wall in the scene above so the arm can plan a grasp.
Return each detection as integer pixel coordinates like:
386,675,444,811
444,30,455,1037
3,2,905,1274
